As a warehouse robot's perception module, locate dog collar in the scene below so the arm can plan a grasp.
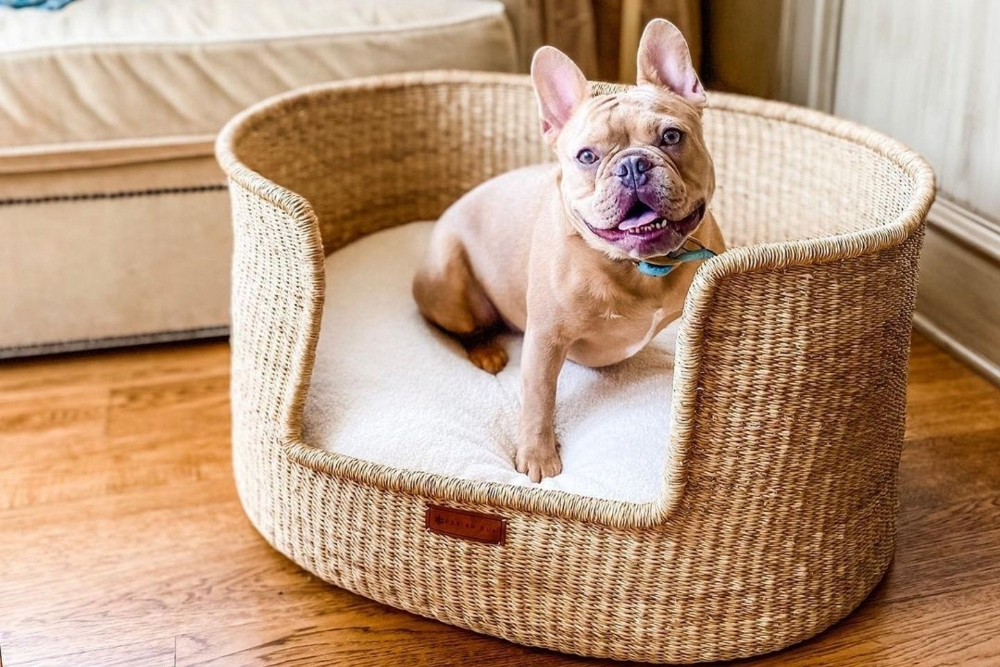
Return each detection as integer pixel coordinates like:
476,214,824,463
635,238,717,277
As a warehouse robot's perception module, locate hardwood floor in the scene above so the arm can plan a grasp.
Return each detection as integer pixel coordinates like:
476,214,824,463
1,333,999,666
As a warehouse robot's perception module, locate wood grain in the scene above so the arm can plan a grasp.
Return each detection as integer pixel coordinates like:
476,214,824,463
1,334,999,666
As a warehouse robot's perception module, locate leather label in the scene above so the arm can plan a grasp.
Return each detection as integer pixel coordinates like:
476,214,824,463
425,505,507,545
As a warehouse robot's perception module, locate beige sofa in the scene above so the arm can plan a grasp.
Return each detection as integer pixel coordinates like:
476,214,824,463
0,0,528,357
0,0,699,358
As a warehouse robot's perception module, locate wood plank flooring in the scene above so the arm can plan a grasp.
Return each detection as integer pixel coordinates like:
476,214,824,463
1,333,999,666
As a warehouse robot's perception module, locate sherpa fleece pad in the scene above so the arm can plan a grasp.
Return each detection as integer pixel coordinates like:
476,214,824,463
302,222,678,503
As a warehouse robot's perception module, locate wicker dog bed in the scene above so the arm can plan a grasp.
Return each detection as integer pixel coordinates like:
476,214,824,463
216,72,935,663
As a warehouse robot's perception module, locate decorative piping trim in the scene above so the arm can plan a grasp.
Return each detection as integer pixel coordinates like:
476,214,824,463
4,6,506,58
0,183,228,207
0,326,229,360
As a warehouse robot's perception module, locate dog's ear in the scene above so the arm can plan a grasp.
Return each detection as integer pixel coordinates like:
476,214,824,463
636,19,706,108
531,46,590,143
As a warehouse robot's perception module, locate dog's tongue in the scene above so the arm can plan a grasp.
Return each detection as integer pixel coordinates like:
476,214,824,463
618,208,662,231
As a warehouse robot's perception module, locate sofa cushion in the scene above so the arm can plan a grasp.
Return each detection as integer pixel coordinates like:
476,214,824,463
0,0,517,173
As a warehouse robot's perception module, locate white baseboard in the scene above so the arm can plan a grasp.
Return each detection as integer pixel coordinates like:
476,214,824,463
915,198,1000,385
913,313,1000,386
929,198,1000,263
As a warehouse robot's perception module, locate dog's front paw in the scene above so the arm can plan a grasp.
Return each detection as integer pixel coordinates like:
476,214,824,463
515,442,562,482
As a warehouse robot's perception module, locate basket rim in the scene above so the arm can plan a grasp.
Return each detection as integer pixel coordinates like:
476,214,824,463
217,70,936,529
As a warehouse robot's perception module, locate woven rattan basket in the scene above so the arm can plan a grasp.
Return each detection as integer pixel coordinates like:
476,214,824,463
216,71,935,663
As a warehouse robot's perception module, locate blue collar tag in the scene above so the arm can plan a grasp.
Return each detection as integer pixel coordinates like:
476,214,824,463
635,239,716,278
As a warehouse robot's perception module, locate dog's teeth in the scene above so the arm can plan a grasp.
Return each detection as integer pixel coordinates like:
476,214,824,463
625,218,669,235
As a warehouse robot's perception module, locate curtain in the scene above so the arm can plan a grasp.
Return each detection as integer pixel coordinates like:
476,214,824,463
499,0,702,82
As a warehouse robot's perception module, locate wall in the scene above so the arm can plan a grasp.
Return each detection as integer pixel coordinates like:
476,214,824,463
832,0,1000,381
835,0,1000,222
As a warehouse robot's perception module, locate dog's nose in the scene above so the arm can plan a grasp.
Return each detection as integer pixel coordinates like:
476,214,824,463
615,155,652,187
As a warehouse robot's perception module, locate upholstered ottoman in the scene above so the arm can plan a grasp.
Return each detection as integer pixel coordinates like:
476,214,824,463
0,0,517,357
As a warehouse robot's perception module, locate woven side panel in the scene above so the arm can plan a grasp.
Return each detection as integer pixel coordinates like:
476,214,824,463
227,181,324,544
666,228,925,658
704,108,915,247
231,81,551,256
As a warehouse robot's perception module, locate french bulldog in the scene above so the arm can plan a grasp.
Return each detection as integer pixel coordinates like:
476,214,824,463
412,19,725,482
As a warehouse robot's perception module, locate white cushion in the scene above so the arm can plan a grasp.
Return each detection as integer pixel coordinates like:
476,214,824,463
0,0,516,173
303,222,676,504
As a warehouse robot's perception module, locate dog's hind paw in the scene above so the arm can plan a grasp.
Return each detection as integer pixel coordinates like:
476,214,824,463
467,340,509,375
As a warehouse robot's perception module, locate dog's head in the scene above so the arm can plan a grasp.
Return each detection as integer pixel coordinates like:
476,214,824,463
531,19,714,261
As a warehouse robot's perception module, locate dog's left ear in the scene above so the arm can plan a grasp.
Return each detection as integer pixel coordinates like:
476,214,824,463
636,19,706,109
531,46,591,143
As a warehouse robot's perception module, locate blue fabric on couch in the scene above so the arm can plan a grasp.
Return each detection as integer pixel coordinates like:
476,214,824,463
0,0,78,9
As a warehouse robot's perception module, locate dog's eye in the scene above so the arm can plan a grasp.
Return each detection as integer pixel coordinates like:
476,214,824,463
661,129,684,146
576,149,598,165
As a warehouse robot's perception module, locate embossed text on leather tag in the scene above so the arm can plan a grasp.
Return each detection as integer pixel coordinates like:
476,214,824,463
425,505,507,545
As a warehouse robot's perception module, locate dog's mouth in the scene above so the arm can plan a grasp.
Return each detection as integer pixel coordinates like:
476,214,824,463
586,201,706,243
